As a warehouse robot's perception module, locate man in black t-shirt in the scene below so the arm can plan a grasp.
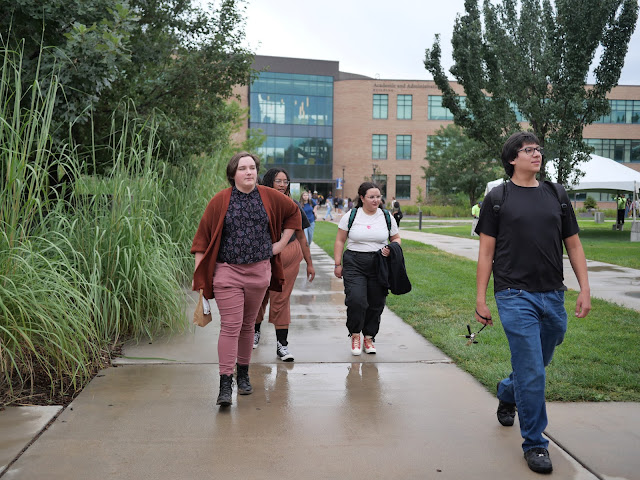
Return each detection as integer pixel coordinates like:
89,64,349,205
474,132,591,475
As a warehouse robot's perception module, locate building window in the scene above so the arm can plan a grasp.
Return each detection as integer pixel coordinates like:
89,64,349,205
595,100,640,124
428,95,466,120
585,138,640,162
372,134,388,159
250,72,333,126
396,175,411,199
373,94,388,119
248,71,334,181
372,174,388,199
397,95,412,119
396,135,412,160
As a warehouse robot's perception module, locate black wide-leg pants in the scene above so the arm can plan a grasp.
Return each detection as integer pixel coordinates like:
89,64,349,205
342,250,388,339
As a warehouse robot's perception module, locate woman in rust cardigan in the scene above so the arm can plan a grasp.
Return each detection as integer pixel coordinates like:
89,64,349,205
191,152,301,407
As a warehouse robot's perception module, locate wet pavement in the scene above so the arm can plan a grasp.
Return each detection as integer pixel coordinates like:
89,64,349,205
1,240,639,479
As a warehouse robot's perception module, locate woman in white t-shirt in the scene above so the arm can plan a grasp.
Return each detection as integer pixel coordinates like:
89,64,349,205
333,182,400,355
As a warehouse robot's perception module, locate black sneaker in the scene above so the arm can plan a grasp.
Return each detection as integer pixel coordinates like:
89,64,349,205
496,382,516,426
524,447,553,474
276,341,294,362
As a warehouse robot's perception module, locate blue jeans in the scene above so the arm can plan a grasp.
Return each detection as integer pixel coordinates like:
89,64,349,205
304,221,315,245
495,289,567,452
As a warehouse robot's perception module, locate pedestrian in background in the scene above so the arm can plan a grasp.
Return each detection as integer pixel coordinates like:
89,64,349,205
616,193,626,229
333,182,400,356
191,153,301,406
324,193,334,220
392,199,403,227
300,190,318,246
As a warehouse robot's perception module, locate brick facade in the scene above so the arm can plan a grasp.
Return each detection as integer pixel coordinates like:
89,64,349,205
232,56,640,204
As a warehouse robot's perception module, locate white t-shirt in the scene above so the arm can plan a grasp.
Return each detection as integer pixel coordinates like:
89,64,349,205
338,208,399,252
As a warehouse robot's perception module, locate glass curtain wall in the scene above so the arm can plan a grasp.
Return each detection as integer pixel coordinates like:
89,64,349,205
249,72,334,181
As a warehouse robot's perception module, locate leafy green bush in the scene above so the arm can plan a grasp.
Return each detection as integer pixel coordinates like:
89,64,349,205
584,196,598,209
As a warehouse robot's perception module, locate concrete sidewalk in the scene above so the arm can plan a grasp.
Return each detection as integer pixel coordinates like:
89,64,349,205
1,243,638,479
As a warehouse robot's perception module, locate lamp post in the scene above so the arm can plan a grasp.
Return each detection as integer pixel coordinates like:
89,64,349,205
372,163,378,181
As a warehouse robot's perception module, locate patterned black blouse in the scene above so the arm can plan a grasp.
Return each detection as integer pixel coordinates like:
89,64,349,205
217,186,272,264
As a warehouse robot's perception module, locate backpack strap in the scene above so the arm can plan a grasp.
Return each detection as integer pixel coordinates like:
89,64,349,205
347,207,358,233
491,182,507,216
382,209,392,233
543,180,567,217
347,207,392,235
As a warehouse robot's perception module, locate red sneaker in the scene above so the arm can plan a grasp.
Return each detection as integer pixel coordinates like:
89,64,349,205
363,336,376,354
351,334,361,356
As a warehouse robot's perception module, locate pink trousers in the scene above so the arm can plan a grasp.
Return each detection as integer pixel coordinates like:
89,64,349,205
213,260,271,375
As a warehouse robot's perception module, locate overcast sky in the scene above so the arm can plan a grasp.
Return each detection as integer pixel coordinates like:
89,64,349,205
220,0,640,85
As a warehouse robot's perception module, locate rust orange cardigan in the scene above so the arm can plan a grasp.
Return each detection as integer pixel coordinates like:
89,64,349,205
191,185,302,299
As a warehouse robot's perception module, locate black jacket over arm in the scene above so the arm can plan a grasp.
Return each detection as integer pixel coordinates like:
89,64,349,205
376,243,412,295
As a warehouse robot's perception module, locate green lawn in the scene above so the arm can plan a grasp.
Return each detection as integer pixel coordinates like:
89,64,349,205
402,218,640,269
313,221,640,402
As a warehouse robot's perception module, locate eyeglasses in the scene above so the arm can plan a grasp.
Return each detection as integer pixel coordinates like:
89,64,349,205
517,146,544,156
274,179,290,185
365,195,382,200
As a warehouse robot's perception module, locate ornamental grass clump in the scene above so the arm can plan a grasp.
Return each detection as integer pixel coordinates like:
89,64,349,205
1,43,187,404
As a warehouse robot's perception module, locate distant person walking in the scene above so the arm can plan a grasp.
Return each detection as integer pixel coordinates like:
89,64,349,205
333,182,400,356
191,152,301,407
391,199,403,227
616,194,626,229
300,191,318,246
475,132,591,474
324,193,334,220
471,201,482,237
471,202,481,218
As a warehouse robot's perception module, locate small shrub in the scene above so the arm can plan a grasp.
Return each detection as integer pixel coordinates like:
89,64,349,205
584,196,598,210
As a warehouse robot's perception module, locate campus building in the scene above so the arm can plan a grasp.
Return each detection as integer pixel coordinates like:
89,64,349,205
232,55,640,204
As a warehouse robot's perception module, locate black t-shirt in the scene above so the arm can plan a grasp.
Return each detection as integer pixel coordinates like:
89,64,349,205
475,181,579,293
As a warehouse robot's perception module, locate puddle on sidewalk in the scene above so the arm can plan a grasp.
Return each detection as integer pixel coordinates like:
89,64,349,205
588,265,627,273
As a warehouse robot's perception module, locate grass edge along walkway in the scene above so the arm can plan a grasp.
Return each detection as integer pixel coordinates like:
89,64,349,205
403,219,640,270
313,221,640,402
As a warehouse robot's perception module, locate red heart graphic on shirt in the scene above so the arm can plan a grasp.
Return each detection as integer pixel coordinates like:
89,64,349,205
367,225,371,229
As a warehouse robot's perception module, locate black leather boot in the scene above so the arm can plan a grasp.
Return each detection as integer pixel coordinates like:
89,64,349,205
216,374,233,406
236,364,252,395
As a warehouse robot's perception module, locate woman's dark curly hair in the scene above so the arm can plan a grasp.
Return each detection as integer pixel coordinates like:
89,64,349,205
261,168,291,196
355,181,381,208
